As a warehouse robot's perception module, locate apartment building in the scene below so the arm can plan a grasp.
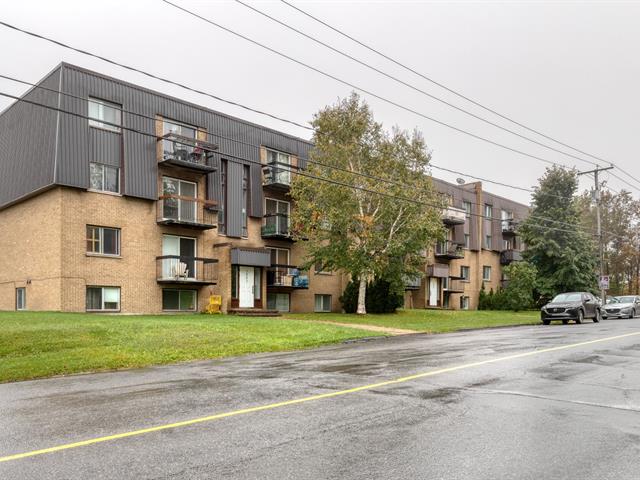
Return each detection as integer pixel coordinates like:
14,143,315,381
404,178,529,310
0,64,527,315
0,63,345,314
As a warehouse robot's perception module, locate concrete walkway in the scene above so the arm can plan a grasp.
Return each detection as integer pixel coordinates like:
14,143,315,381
288,318,418,335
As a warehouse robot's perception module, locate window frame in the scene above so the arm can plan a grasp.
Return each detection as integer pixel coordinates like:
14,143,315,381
460,296,470,310
86,225,121,257
485,234,492,250
463,201,472,216
16,287,26,311
86,286,121,312
464,233,470,249
267,292,290,312
484,203,493,219
88,97,122,133
162,289,198,312
483,266,492,282
314,294,332,313
89,162,120,194
460,265,470,282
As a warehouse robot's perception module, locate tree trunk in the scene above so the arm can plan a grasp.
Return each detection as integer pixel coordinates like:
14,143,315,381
356,275,367,315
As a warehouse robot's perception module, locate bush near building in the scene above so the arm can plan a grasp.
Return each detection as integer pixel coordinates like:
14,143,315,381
340,278,404,314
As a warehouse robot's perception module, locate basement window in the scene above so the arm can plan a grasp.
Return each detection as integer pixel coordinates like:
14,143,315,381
314,294,331,313
86,286,121,312
16,287,26,311
162,289,197,311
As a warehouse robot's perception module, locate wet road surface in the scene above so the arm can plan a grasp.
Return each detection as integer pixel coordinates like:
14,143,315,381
1,318,640,479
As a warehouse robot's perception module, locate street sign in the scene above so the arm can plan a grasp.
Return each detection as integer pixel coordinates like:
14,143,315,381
599,275,610,290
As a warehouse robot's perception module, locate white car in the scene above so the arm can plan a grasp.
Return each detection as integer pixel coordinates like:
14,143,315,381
602,295,640,319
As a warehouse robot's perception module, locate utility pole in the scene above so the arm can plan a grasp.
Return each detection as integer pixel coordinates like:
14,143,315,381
578,165,614,304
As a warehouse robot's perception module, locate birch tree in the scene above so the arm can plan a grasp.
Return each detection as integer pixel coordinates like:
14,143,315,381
290,93,443,314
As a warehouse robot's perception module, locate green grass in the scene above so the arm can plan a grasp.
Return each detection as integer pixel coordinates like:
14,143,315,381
285,309,540,333
0,312,384,383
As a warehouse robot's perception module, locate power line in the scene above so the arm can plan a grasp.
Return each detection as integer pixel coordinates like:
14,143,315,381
158,0,581,171
280,0,640,191
234,0,601,168
0,89,614,239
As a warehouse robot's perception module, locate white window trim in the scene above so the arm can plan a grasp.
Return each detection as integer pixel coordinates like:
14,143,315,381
86,225,121,257
88,97,122,133
16,287,26,311
483,266,492,282
162,289,198,312
86,286,121,312
461,266,470,282
314,294,332,313
89,162,121,195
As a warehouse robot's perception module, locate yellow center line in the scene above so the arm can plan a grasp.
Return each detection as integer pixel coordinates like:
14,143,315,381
2,330,639,464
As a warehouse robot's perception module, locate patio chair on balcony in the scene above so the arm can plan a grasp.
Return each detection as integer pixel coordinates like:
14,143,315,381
173,261,189,280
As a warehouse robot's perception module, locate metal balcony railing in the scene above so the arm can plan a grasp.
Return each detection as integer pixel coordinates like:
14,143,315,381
403,274,421,290
263,161,295,189
261,213,291,239
500,249,523,265
501,219,518,235
266,265,309,289
443,278,465,293
156,255,218,285
159,133,217,173
442,206,467,225
157,195,217,229
435,241,465,259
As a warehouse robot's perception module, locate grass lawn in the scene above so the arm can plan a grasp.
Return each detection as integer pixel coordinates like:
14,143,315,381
285,309,540,333
0,312,384,383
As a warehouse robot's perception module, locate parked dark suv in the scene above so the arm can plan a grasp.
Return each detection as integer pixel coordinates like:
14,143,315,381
540,292,601,325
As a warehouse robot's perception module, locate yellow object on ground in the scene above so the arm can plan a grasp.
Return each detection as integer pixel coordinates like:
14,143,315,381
205,295,222,314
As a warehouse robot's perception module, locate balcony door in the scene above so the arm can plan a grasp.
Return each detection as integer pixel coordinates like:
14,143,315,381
163,177,197,223
162,235,196,280
265,198,290,235
267,149,291,185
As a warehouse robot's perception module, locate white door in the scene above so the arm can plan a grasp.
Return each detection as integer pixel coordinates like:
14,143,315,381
239,266,255,308
162,235,180,279
429,278,439,306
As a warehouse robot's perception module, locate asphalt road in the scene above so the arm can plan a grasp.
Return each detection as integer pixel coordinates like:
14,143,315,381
1,318,640,479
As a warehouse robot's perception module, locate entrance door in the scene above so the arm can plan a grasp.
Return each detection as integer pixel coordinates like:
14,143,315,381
429,278,439,306
239,266,255,308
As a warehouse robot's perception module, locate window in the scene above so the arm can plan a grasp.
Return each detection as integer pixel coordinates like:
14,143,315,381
161,235,196,280
89,163,120,193
315,261,331,274
16,288,26,311
88,98,121,132
86,287,120,311
314,294,332,313
269,247,290,266
503,239,513,250
464,234,470,249
483,266,492,281
460,266,470,281
86,226,120,256
242,165,250,237
266,149,291,185
162,289,197,311
265,198,290,236
485,235,492,249
218,160,227,234
162,177,197,223
463,201,472,216
267,293,290,312
460,296,470,310
484,204,493,219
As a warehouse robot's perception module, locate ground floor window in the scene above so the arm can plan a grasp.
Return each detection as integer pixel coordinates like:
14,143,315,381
460,296,470,310
267,293,290,312
314,294,331,313
16,287,26,310
86,286,120,311
162,289,197,311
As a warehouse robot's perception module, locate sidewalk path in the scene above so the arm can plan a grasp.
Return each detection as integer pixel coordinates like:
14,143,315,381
288,318,418,335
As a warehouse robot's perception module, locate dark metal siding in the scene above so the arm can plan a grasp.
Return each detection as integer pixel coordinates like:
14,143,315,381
55,64,312,211
230,248,271,267
0,67,61,207
89,129,121,167
226,161,244,238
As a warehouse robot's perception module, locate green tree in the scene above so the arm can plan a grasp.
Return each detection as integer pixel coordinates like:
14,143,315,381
290,93,443,314
519,166,598,300
502,261,537,311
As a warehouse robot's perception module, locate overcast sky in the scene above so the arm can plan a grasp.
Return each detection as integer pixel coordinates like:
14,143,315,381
2,0,639,204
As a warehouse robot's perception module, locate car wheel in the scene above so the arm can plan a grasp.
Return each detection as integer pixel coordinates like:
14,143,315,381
631,309,636,319
593,309,601,323
562,319,569,325
576,310,583,324
542,319,550,325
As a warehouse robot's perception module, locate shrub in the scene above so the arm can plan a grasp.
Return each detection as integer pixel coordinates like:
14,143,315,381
340,277,404,314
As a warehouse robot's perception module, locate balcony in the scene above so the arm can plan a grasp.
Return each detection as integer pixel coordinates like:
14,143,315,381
443,278,465,293
442,206,466,226
502,219,518,236
156,255,218,285
500,249,523,265
435,241,465,260
157,195,217,230
263,161,295,190
404,274,421,290
426,263,449,278
158,133,217,173
266,265,309,289
261,213,292,240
